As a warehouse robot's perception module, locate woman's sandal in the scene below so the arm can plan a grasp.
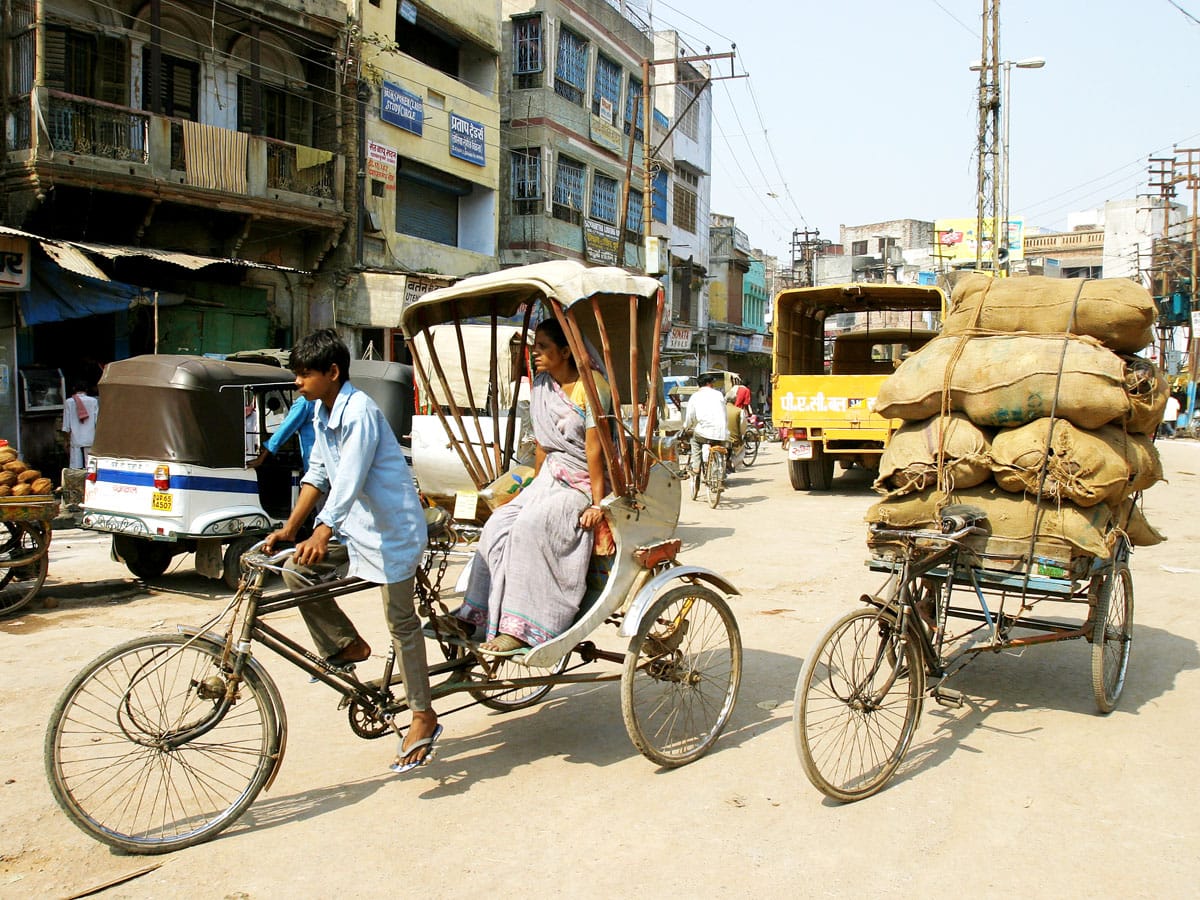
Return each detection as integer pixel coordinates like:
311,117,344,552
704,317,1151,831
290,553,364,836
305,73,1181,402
390,724,444,775
478,633,528,656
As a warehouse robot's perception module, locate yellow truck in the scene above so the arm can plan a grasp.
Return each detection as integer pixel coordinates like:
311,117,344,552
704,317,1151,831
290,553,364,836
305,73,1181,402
771,283,945,490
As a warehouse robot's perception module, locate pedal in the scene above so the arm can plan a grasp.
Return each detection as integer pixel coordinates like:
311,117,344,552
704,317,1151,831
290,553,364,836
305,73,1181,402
932,686,964,708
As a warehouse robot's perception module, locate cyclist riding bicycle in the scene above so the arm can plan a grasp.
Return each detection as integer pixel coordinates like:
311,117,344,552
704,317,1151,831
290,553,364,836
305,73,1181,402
683,372,729,475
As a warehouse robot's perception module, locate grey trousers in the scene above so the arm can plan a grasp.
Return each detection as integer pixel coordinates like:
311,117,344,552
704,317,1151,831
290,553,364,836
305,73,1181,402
284,547,432,712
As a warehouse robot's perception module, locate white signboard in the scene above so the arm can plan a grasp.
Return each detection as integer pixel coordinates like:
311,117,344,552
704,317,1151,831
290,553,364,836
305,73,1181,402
0,237,30,291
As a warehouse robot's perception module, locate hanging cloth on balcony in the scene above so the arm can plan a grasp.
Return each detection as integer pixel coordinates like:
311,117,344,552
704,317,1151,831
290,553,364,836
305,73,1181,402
295,145,333,171
181,121,249,193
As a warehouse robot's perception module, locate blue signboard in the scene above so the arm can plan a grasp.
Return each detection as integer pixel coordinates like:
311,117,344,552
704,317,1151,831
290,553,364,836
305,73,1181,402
449,113,486,166
381,81,422,135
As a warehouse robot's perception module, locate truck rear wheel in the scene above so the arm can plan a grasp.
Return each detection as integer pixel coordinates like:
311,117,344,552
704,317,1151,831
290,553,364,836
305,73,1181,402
806,451,835,491
788,458,811,490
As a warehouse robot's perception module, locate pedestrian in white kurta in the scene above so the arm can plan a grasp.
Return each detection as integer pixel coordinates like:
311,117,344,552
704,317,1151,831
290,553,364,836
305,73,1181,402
61,384,99,468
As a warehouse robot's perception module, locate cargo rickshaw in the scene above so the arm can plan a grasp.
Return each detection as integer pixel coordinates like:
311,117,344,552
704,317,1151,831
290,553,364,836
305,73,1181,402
45,261,743,853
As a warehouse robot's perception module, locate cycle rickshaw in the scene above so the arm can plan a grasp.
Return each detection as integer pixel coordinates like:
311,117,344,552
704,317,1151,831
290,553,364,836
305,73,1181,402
44,260,743,853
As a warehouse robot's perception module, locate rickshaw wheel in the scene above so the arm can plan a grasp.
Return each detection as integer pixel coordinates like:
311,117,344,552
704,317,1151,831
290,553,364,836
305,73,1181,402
742,431,760,466
0,523,49,617
114,535,175,581
1090,561,1133,714
45,634,281,854
794,607,924,802
470,649,568,711
621,585,741,767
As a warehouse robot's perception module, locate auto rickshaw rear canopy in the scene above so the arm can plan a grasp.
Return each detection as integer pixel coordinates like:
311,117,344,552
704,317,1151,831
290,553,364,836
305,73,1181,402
94,355,292,468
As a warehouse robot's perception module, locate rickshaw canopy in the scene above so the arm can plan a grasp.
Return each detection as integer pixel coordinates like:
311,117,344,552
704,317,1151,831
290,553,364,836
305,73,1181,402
94,355,292,467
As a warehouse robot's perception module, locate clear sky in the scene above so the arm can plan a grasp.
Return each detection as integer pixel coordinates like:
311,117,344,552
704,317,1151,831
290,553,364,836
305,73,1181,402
629,0,1200,261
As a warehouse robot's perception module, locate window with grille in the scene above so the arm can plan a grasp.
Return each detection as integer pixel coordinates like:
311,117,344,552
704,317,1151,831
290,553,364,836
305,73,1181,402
592,54,621,122
552,155,585,224
673,169,698,232
676,68,700,140
554,28,588,105
237,77,312,145
512,15,543,89
624,77,644,140
45,27,127,104
625,189,643,239
511,147,541,215
851,240,868,256
590,172,618,224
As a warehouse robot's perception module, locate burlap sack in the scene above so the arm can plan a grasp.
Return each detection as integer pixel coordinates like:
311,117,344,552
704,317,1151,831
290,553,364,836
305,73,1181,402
944,274,1156,353
992,420,1163,507
1123,356,1169,435
874,413,992,497
876,333,1128,430
1113,497,1166,547
866,485,1113,558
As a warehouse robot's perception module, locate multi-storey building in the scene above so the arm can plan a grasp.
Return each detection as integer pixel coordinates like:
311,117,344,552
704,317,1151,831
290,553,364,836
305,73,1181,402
348,0,502,360
496,0,650,273
1,0,351,457
653,29,711,376
708,212,769,390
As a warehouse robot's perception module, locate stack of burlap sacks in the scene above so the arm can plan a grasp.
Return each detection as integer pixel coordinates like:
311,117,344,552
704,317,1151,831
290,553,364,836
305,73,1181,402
866,273,1167,571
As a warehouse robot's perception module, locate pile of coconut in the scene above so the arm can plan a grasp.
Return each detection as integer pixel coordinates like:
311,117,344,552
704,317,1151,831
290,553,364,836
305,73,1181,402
866,273,1166,574
0,445,53,497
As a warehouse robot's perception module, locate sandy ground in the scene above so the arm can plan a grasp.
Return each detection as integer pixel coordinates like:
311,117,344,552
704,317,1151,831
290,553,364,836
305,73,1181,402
2,439,1199,899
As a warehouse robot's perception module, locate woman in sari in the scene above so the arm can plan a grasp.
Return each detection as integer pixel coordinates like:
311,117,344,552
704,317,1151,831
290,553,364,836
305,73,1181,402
455,317,610,654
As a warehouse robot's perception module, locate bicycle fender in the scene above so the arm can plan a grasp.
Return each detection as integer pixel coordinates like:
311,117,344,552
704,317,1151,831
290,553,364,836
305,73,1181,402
619,565,740,638
174,626,289,787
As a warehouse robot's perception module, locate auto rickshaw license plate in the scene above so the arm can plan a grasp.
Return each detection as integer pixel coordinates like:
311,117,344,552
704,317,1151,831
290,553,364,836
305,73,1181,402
788,440,813,460
151,491,173,512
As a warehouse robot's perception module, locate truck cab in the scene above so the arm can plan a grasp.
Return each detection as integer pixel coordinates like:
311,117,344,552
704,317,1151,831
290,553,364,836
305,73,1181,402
772,283,945,491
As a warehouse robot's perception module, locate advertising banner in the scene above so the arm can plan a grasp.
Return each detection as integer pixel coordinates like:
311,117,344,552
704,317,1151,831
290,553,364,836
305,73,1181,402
366,140,397,190
584,219,619,265
665,326,692,351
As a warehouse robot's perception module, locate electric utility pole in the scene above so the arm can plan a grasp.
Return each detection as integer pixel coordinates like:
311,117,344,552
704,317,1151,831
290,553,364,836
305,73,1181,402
975,0,1001,273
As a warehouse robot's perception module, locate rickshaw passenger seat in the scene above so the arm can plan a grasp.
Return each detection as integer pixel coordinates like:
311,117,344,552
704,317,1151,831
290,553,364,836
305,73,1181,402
573,552,615,626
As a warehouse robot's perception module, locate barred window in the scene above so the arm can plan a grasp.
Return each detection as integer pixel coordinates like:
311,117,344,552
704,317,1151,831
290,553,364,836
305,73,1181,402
673,169,698,232
590,172,619,224
554,28,588,105
552,155,586,224
592,54,621,122
625,77,644,140
511,147,541,216
512,15,543,89
626,188,643,236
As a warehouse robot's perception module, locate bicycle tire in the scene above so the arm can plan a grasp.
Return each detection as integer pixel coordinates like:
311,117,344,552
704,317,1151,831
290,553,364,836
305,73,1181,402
795,606,924,801
45,634,281,854
470,651,569,711
621,585,741,767
706,451,726,508
0,522,49,617
1090,561,1133,714
743,431,760,466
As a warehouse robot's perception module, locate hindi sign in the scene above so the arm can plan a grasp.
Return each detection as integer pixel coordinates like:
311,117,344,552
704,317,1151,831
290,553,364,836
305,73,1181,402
381,82,423,135
449,113,486,166
584,219,620,266
366,140,397,190
0,236,30,291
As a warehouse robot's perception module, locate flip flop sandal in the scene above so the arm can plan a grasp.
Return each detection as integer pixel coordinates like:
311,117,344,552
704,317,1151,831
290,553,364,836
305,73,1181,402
390,724,444,775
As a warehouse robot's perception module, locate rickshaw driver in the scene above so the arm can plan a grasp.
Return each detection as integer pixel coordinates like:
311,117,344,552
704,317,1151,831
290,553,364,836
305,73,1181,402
263,329,442,774
682,372,729,475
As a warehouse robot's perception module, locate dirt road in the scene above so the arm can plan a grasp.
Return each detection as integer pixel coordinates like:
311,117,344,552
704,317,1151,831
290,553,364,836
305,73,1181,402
3,440,1198,898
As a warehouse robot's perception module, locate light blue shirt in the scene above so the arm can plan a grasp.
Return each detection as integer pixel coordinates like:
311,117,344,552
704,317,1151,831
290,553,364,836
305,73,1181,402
265,396,316,468
303,382,426,584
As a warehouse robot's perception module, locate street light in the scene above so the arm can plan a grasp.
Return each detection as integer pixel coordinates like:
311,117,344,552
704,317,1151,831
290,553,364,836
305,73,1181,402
970,57,1046,271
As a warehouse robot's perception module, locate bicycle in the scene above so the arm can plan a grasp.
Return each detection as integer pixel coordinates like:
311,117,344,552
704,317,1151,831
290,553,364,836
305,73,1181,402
688,439,728,508
734,424,761,468
793,504,1133,802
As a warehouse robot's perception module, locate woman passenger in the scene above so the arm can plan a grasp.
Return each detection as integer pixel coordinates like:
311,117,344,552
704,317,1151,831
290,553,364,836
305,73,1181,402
454,317,610,654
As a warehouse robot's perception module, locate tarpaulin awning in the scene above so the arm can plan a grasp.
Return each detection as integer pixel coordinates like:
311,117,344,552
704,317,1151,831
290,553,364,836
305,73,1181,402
21,262,145,326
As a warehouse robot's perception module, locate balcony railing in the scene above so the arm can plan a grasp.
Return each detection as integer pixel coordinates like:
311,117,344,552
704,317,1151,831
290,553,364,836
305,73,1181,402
265,140,335,200
45,90,149,163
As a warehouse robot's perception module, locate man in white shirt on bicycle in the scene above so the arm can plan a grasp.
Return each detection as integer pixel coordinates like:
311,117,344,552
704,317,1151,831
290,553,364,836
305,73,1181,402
683,372,729,476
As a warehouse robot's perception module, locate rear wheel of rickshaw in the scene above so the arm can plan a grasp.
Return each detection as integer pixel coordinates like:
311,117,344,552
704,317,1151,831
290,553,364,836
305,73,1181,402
0,522,50,617
742,430,760,466
114,535,175,581
621,585,741,767
787,458,811,490
794,607,925,801
45,633,282,854
1090,560,1133,714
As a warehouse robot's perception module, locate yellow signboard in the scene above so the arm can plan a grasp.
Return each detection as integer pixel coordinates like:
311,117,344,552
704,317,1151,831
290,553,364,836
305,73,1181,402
935,216,1024,264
